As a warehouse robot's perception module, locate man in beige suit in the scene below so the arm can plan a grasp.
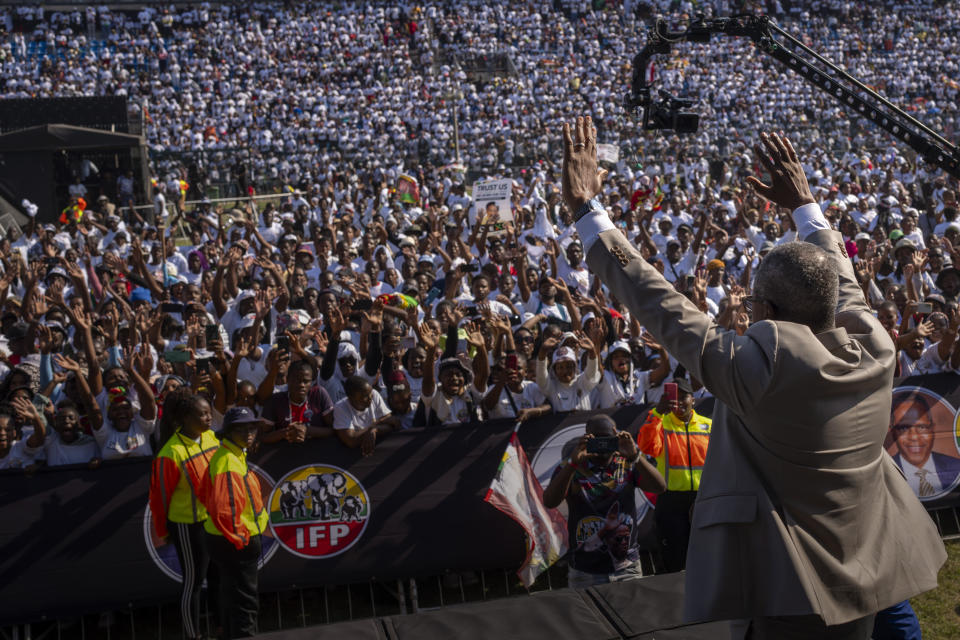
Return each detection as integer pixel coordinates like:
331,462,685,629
561,116,945,639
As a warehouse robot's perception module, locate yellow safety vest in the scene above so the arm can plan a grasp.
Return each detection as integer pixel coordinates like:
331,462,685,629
640,409,712,492
150,430,220,533
202,439,268,548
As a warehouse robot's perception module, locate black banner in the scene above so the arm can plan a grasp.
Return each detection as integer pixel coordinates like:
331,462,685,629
0,406,654,625
3,372,960,625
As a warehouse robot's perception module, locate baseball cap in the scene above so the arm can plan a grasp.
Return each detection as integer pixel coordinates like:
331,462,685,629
222,406,271,432
130,287,152,303
552,346,577,366
674,378,694,395
609,340,631,356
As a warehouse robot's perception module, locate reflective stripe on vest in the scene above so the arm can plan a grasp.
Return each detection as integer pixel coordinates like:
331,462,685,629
656,411,712,492
203,439,268,537
157,430,219,524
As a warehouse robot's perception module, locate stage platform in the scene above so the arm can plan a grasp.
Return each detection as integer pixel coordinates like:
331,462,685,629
253,571,735,640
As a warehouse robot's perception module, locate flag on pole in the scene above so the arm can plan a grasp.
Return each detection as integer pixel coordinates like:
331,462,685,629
397,174,420,205
484,431,568,588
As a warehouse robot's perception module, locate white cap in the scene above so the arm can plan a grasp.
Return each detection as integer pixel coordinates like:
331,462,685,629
552,346,577,366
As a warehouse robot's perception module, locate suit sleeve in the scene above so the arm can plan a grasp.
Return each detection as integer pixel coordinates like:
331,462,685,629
149,456,180,540
637,412,664,457
580,219,773,416
206,470,251,550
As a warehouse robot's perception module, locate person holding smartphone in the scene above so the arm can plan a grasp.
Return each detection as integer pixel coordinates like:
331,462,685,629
543,415,664,588
635,378,712,573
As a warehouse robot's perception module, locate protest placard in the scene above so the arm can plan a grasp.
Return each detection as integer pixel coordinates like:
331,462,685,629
397,174,420,205
472,178,513,235
597,143,620,165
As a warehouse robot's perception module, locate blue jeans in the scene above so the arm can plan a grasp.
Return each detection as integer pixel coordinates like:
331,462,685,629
873,601,921,640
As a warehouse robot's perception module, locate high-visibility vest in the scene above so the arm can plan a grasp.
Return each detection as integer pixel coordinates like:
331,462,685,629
59,197,86,224
637,409,712,492
148,429,220,539
202,438,268,549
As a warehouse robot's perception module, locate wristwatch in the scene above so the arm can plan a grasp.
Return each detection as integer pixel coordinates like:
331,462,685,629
574,197,605,222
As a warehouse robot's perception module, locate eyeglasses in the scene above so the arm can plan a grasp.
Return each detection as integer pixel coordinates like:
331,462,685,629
892,423,934,435
516,335,535,343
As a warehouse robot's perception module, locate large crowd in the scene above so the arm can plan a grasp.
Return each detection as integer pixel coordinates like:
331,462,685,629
0,0,954,464
0,2,957,636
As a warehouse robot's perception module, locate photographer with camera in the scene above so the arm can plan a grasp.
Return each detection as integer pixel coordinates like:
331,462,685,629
543,414,664,588
636,378,712,573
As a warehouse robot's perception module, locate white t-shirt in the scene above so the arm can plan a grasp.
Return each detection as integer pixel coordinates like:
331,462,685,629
0,440,38,470
591,368,651,409
94,413,157,460
705,285,727,306
522,294,572,324
486,381,547,420
421,386,485,425
236,345,272,389
535,355,600,412
557,262,590,296
333,394,391,431
28,432,99,466
899,344,946,376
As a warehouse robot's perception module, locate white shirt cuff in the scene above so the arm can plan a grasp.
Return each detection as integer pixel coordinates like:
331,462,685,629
574,209,617,253
793,202,831,239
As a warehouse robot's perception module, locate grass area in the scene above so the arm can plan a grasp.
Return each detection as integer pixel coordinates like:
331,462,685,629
914,538,960,639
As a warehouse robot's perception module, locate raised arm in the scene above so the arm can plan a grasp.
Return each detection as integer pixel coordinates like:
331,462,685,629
126,350,157,421
747,132,867,315
563,116,775,416
417,321,440,399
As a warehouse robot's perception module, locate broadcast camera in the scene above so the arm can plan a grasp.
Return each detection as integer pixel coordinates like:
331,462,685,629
644,90,699,134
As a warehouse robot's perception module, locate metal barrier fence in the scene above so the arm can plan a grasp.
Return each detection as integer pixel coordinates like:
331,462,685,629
0,550,661,640
3,503,958,640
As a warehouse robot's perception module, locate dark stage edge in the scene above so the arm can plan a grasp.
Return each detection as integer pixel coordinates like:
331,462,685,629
252,571,736,640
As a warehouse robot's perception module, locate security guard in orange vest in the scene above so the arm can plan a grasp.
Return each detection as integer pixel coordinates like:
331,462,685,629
201,407,270,639
636,377,712,572
149,392,220,640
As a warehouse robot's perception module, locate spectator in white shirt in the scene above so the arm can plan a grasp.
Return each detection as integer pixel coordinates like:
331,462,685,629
483,354,550,421
418,321,489,426
20,397,100,467
0,406,38,470
333,376,397,456
535,336,600,413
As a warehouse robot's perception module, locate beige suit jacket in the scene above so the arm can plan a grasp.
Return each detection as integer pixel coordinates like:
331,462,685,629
585,226,946,625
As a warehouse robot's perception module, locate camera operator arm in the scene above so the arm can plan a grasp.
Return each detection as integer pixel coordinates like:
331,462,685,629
627,15,960,178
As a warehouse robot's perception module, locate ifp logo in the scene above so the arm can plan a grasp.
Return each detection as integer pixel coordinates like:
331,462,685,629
268,465,370,559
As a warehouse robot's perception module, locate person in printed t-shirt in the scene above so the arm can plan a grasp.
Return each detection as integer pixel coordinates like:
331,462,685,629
543,415,664,588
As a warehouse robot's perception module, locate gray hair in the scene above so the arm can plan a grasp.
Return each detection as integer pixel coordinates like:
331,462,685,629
753,242,838,334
